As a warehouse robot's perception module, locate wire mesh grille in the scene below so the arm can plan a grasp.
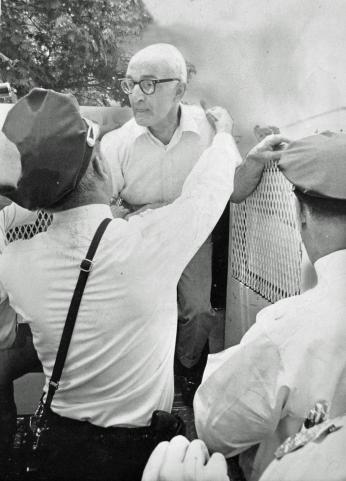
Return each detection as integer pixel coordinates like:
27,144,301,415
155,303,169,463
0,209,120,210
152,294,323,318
5,164,302,304
6,211,52,243
231,162,302,303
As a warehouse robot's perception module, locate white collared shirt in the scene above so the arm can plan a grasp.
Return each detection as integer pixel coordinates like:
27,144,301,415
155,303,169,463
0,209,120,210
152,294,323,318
0,133,241,427
194,249,346,481
100,103,214,204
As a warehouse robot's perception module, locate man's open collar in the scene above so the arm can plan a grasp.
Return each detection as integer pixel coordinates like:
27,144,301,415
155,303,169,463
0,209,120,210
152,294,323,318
131,103,201,140
178,104,201,137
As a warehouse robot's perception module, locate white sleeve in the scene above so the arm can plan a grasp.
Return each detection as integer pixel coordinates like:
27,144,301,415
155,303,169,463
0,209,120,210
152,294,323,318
100,130,126,198
0,203,37,253
128,132,242,277
0,296,17,349
194,321,288,457
0,264,16,349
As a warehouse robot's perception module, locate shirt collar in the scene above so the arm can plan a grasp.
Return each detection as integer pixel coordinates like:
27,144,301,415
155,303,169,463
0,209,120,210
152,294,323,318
314,249,346,283
132,103,201,141
52,204,112,226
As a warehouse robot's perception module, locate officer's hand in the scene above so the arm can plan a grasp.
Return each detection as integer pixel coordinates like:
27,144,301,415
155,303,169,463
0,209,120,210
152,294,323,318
141,436,229,481
246,134,290,164
205,106,234,135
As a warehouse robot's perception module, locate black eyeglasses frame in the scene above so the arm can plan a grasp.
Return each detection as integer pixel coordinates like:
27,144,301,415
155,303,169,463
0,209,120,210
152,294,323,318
120,78,181,95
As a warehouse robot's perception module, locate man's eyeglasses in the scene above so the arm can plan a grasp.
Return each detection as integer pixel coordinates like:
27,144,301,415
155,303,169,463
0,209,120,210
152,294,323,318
120,78,180,96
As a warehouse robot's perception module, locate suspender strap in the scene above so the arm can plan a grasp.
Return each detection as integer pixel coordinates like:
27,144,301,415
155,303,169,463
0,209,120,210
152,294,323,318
44,217,112,412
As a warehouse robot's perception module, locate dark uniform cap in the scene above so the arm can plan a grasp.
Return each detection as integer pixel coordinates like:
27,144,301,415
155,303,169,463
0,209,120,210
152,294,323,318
1,88,95,210
278,132,346,199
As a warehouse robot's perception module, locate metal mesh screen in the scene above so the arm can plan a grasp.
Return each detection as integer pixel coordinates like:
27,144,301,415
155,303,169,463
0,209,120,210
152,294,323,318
231,162,302,303
6,211,52,243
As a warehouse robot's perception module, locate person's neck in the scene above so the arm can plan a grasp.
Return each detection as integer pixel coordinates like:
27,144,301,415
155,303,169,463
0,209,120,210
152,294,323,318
51,191,110,213
148,105,181,145
302,223,346,265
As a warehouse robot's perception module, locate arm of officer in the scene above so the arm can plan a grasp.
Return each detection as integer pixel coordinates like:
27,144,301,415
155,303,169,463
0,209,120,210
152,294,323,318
129,122,287,277
0,206,20,348
194,320,288,458
0,203,34,348
230,135,289,204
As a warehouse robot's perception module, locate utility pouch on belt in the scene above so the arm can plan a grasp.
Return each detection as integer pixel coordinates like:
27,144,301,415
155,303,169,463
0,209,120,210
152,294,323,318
150,410,186,440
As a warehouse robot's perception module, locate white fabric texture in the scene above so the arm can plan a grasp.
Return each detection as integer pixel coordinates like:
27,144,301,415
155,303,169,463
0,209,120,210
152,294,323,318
0,133,241,427
100,103,214,204
194,249,346,481
0,203,36,348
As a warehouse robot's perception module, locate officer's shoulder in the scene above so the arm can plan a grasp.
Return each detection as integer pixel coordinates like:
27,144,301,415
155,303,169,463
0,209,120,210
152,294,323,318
255,290,316,342
0,236,37,274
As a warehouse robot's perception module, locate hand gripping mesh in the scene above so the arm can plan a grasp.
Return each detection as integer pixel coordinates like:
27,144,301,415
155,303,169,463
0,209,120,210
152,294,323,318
231,162,302,303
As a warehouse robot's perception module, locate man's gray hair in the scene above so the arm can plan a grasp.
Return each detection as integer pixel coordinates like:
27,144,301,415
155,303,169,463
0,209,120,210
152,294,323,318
129,43,188,83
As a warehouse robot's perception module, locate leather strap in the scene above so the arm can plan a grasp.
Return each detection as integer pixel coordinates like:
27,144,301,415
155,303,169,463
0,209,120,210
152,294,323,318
44,217,112,412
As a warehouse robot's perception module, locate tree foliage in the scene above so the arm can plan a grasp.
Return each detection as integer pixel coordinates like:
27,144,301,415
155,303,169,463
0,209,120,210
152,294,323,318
0,0,152,105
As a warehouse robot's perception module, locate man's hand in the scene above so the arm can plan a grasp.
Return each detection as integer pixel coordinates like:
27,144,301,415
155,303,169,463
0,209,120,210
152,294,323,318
246,134,290,165
141,436,229,481
230,134,291,203
200,101,234,135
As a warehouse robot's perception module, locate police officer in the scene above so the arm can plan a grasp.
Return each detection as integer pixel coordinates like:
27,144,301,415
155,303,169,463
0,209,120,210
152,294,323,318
194,132,346,481
0,88,248,481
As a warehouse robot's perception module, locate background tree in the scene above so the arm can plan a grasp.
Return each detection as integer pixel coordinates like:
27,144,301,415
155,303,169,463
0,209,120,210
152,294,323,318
0,0,152,105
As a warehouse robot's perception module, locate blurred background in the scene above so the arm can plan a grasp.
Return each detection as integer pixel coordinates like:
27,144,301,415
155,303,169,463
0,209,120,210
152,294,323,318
2,0,346,155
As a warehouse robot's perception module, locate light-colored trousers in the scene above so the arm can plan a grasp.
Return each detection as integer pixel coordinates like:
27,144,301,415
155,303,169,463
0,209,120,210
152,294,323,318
176,236,216,368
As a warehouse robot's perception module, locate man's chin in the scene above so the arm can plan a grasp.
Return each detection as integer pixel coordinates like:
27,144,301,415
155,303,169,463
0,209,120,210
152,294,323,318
133,112,152,127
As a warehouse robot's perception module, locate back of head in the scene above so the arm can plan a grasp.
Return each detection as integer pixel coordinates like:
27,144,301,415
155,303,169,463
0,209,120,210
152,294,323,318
294,189,346,221
128,43,188,83
279,132,346,259
279,132,346,222
1,88,100,210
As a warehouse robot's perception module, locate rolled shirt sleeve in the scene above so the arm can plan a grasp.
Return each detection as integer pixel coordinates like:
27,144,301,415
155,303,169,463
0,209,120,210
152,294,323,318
194,321,288,457
128,132,242,277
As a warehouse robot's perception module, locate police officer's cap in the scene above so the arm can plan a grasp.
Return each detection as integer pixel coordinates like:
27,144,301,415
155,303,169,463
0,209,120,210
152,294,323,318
279,132,346,199
1,88,98,210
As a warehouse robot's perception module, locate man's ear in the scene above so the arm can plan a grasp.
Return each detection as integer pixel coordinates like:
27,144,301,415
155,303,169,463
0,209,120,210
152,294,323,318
91,152,108,180
175,82,186,102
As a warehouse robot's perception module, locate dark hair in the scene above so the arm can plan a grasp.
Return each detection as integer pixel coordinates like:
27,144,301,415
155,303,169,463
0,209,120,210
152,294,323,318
294,189,346,218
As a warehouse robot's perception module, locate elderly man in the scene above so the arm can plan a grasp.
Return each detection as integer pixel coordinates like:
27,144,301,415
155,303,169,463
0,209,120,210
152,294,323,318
101,43,267,403
0,86,250,481
194,132,346,481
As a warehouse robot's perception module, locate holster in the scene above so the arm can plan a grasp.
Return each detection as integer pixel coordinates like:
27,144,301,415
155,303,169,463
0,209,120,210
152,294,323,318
150,410,185,442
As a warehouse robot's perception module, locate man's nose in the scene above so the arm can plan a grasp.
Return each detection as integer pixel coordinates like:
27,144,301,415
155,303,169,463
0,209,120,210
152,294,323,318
131,83,146,101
